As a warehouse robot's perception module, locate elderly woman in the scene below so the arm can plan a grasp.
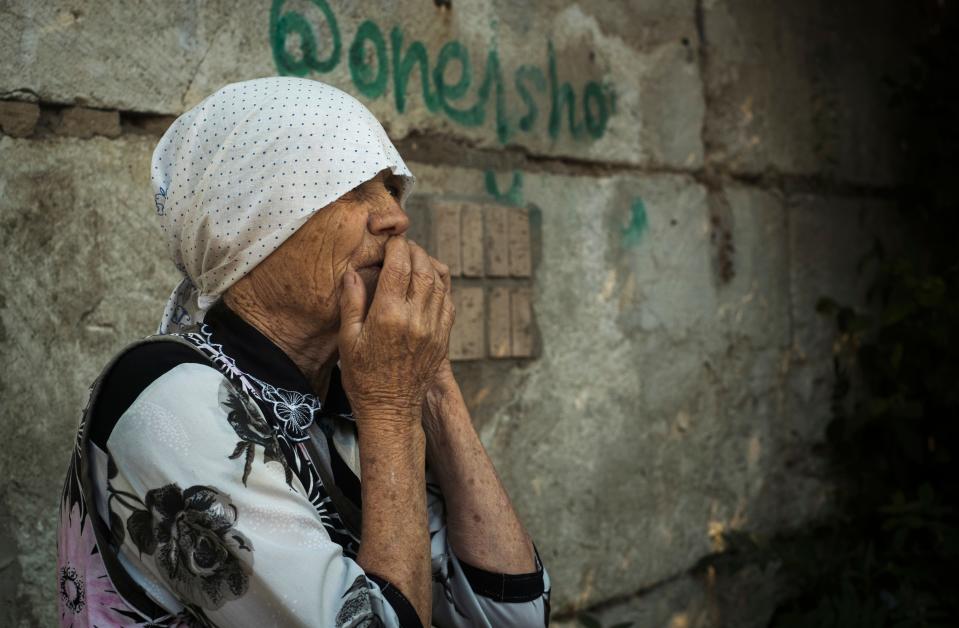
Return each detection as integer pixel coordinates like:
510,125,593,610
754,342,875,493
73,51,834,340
57,77,549,627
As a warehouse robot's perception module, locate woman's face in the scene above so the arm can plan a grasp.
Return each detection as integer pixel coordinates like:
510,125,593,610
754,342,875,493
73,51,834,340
237,168,410,330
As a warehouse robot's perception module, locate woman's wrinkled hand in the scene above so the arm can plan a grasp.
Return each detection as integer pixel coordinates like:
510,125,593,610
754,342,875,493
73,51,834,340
337,237,455,427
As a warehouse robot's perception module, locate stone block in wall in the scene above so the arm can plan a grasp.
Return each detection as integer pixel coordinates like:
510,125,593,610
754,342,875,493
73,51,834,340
619,176,715,339
713,185,790,351
0,0,703,168
702,0,909,185
0,101,40,137
55,106,121,139
121,114,176,137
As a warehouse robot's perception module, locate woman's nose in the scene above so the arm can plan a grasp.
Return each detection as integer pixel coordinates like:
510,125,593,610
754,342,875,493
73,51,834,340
368,200,410,236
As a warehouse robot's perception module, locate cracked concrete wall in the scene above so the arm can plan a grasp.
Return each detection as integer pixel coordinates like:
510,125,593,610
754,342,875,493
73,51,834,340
0,1,910,626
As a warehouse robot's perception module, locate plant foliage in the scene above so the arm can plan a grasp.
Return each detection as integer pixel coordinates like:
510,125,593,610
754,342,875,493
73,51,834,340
769,4,959,626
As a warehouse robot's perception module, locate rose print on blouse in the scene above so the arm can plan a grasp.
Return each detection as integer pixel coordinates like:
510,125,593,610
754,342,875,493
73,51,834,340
258,383,321,442
217,381,292,487
123,484,253,610
60,440,197,627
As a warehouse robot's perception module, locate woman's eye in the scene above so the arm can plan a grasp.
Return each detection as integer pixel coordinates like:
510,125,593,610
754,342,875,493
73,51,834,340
386,183,400,198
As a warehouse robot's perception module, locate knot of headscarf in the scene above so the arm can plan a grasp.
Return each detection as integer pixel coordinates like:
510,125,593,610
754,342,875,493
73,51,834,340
151,77,414,334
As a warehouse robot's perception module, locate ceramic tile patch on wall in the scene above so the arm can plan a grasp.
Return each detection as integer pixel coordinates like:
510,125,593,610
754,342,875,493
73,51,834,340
429,201,536,361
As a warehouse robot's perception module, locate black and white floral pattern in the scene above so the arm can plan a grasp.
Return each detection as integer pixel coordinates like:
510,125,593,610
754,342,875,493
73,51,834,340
58,563,84,614
258,383,321,442
125,483,253,610
176,324,360,556
218,381,292,487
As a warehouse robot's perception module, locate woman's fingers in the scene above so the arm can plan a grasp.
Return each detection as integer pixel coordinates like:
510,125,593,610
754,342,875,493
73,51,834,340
410,248,451,326
426,265,448,323
440,289,456,335
407,241,436,301
376,236,412,302
406,245,454,353
337,269,368,349
428,256,451,294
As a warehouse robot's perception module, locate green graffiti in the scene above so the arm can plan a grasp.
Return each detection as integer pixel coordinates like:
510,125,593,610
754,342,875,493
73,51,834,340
434,46,510,143
269,0,615,143
391,27,439,113
435,41,474,121
583,81,609,138
481,49,511,145
515,65,546,132
270,0,341,76
622,198,648,248
547,40,583,139
485,170,524,207
349,20,388,98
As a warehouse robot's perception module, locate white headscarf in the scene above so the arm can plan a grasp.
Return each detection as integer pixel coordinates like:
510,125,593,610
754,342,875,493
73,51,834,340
151,77,414,334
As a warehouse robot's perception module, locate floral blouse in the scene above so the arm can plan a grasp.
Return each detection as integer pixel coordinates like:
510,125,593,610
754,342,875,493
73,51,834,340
57,300,550,627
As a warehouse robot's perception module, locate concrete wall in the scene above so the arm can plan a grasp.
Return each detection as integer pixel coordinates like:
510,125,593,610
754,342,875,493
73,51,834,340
0,1,908,626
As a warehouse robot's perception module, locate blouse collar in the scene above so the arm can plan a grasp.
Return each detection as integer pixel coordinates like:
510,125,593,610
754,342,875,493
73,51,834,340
201,299,353,417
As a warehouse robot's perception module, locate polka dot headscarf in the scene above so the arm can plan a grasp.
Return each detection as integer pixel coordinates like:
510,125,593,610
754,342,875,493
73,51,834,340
151,76,414,333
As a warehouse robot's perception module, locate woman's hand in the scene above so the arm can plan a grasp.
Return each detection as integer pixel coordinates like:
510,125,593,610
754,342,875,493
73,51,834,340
337,237,456,425
341,237,453,627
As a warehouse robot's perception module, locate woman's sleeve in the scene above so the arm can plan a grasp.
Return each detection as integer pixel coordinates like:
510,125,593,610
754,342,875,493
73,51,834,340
426,474,552,628
104,363,417,628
